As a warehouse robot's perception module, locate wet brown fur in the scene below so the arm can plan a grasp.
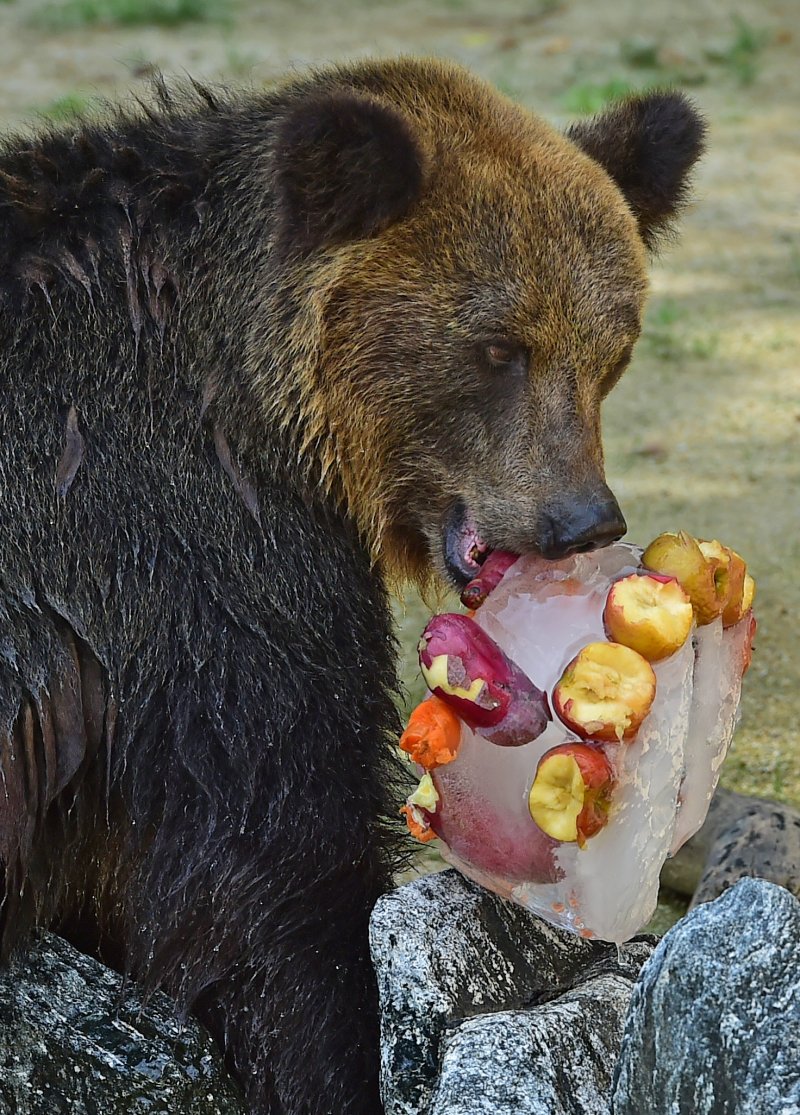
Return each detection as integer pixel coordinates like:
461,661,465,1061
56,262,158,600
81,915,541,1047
0,58,704,1114
251,60,699,591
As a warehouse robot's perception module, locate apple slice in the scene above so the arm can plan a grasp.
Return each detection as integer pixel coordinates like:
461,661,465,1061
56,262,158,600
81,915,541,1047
603,573,694,661
528,743,614,848
642,531,726,625
553,641,657,742
418,613,550,746
697,540,753,628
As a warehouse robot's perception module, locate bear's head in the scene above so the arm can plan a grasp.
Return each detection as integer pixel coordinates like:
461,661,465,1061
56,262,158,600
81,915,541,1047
264,59,705,590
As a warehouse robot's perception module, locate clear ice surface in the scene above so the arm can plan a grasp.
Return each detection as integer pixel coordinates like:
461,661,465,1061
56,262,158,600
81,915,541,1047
425,542,749,944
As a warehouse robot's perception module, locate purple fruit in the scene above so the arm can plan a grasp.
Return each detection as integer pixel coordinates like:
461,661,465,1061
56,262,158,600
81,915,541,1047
418,613,549,746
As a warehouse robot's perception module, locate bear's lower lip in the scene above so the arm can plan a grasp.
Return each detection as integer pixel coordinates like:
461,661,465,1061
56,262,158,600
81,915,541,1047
442,500,492,587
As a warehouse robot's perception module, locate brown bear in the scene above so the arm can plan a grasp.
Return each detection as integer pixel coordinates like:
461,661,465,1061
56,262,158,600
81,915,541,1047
0,58,703,1114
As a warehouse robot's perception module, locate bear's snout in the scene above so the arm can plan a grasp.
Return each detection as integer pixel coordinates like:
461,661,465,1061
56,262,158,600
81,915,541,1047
540,485,627,560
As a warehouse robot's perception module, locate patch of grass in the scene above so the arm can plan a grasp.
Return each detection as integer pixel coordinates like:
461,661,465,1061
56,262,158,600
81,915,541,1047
687,332,720,360
224,44,262,77
36,90,99,122
33,0,230,30
562,77,642,116
642,299,718,362
620,38,662,70
704,15,770,86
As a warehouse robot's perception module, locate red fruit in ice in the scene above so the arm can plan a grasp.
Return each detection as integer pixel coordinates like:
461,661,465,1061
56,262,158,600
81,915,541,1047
418,613,549,746
459,550,520,610
528,742,614,848
553,641,656,743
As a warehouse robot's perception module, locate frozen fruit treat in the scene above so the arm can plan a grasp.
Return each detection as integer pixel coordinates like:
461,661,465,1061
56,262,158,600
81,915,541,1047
400,533,755,943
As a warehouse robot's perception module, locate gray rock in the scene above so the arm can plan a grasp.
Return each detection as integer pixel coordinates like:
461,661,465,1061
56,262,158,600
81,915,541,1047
661,787,800,899
369,869,654,1115
612,878,800,1115
0,932,246,1115
431,974,634,1115
691,799,800,908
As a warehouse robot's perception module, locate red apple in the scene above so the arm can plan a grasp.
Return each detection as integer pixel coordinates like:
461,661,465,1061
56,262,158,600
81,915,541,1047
528,743,614,848
603,572,694,661
642,531,726,625
552,641,657,743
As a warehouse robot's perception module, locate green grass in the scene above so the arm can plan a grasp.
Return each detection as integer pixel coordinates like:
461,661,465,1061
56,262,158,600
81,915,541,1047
561,77,644,116
641,298,719,362
36,90,99,121
704,15,770,86
33,0,230,30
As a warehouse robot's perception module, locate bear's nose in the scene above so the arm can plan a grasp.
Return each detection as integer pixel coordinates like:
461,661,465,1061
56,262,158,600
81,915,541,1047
542,489,627,560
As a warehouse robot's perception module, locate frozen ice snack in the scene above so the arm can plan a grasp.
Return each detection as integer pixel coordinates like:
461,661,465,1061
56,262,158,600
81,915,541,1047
400,534,756,942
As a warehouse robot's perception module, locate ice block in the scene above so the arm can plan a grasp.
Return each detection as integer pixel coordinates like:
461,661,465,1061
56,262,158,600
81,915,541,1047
400,535,756,943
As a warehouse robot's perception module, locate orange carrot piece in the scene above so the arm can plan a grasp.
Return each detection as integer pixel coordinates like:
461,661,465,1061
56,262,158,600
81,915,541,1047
400,804,437,843
399,697,462,769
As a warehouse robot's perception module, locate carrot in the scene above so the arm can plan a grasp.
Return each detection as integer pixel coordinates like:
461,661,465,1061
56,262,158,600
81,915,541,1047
400,803,437,843
399,696,462,769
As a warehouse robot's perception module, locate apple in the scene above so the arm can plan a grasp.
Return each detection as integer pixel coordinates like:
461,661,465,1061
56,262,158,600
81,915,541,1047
552,641,657,743
418,613,550,746
528,743,614,847
696,540,756,628
603,572,694,661
642,530,726,625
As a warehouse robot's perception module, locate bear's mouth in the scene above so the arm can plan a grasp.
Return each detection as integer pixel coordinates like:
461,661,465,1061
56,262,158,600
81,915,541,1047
442,499,496,587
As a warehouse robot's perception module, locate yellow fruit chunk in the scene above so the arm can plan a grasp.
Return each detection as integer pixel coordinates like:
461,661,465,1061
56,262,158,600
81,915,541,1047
407,774,439,811
603,573,694,661
642,531,725,626
528,754,585,842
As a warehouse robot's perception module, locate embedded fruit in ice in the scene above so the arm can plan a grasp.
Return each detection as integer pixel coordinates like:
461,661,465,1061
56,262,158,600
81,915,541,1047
460,550,520,610
528,742,614,847
642,531,726,625
552,641,657,742
418,613,549,746
399,696,462,769
603,573,694,662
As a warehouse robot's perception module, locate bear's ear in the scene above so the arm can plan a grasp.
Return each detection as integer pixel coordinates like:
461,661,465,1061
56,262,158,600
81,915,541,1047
273,89,428,255
567,91,706,250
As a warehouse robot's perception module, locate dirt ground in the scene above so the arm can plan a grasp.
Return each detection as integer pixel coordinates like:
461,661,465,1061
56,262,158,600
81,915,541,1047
1,0,798,813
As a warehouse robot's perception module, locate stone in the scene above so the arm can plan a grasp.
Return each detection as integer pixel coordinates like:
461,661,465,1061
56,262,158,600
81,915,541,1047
691,798,800,908
612,878,800,1115
431,974,634,1115
369,869,654,1115
0,932,246,1115
660,787,800,899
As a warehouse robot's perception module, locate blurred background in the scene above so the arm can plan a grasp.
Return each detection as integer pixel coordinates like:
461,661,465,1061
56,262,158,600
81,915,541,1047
1,0,797,811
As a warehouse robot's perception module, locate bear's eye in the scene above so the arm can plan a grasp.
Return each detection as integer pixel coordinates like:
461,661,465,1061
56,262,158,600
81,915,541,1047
483,339,527,371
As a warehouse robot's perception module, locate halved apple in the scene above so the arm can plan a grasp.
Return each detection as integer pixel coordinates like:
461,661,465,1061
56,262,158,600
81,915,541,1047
528,743,614,847
696,540,755,628
603,573,694,661
642,531,727,625
553,641,657,743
